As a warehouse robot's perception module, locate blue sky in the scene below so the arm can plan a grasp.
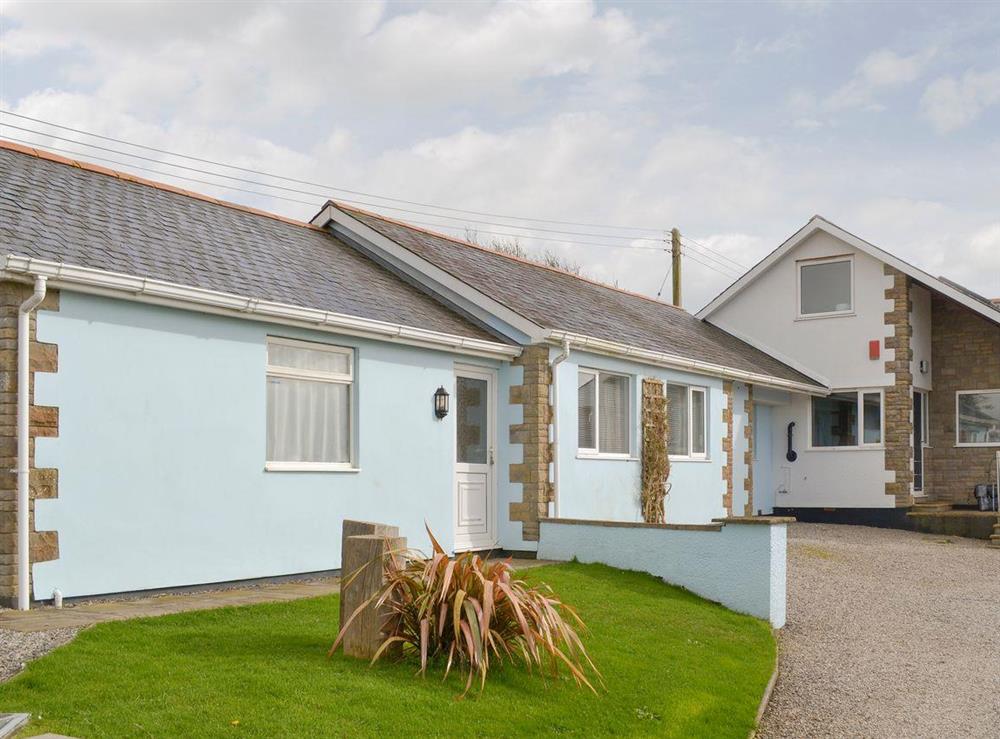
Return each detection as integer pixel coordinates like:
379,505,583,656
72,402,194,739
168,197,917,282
2,0,998,309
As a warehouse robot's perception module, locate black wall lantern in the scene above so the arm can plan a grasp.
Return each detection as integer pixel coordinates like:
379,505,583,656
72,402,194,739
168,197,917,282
434,386,450,419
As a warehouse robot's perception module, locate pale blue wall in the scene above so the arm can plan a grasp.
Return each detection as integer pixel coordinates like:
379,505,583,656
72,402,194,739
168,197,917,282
732,382,750,516
552,348,728,527
496,361,530,552
753,405,775,515
538,519,788,627
32,292,500,599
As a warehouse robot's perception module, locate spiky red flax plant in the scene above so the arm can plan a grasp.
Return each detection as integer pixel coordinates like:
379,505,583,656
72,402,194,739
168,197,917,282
330,526,601,695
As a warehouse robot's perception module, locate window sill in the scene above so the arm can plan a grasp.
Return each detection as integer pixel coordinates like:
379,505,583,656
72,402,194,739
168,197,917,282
264,462,361,473
954,443,1000,448
576,453,638,462
795,311,855,322
805,446,884,452
669,456,711,463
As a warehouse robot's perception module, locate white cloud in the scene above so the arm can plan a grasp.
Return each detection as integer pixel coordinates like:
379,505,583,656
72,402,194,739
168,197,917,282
3,1,999,312
826,48,934,111
920,68,1000,132
1,1,664,122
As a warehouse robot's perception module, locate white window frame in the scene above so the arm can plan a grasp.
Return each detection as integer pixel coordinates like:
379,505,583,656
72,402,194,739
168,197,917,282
667,384,709,462
265,336,357,472
796,254,855,319
577,368,633,459
808,388,884,451
955,389,1000,448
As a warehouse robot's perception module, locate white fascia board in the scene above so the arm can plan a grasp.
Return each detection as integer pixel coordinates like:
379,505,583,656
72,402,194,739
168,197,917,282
313,203,547,344
546,330,829,396
698,216,1000,327
695,218,822,319
1,255,522,361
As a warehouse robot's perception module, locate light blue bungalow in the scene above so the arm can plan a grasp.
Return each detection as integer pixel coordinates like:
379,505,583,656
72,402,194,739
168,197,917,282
0,140,823,607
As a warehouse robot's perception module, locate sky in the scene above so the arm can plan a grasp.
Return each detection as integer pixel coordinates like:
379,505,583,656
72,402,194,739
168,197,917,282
1,0,999,311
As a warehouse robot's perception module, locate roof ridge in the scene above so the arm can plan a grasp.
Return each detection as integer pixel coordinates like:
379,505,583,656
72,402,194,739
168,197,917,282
332,201,690,314
0,138,323,231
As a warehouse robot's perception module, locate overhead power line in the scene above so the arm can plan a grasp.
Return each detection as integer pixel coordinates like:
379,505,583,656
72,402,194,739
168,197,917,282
0,113,751,278
0,120,673,245
679,239,744,277
0,132,669,253
682,234,747,270
0,109,668,234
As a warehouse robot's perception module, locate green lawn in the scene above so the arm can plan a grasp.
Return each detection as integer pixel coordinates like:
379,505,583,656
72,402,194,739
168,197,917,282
0,563,775,737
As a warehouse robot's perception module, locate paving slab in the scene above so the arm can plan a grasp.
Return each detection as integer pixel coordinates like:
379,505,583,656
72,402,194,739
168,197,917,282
0,578,341,633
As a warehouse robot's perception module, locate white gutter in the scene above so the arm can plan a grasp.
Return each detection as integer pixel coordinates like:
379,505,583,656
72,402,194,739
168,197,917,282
17,276,46,611
545,331,828,396
548,339,571,518
1,256,521,362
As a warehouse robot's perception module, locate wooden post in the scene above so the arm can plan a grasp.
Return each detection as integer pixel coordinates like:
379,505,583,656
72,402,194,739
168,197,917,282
340,533,406,660
671,228,682,308
339,520,400,629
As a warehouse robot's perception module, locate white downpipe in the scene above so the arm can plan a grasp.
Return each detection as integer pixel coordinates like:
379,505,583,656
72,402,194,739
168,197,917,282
17,275,47,611
548,339,571,519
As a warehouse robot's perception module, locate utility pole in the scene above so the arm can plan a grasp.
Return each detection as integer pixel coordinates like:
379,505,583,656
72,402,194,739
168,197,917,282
671,227,682,308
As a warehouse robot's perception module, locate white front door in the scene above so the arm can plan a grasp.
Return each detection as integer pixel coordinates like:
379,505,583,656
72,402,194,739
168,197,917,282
454,365,496,552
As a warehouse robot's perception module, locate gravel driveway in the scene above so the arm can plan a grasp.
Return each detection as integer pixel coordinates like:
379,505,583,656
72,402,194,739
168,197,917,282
760,523,1000,738
0,620,77,683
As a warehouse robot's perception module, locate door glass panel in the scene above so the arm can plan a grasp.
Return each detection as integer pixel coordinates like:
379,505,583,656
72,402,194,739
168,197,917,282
456,376,488,464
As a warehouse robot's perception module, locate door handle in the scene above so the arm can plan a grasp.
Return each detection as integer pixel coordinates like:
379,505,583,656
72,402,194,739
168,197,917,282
489,448,495,466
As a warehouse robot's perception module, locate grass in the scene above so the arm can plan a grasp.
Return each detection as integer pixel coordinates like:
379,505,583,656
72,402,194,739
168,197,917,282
0,563,775,738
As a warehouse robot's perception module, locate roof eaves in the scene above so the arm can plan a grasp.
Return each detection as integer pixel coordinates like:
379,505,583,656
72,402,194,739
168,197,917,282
1,253,520,360
698,215,1000,327
319,199,692,314
315,202,548,344
545,330,828,395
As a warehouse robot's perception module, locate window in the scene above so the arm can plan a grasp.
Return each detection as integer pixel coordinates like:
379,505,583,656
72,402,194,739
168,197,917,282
577,370,630,455
798,256,853,317
810,390,882,448
266,337,354,470
956,390,1000,446
667,384,707,459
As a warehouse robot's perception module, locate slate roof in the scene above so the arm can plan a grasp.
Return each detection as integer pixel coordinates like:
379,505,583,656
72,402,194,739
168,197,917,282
338,205,824,387
0,143,498,342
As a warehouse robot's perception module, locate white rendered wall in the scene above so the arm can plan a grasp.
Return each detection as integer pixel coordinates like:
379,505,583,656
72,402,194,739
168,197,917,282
708,232,901,509
910,284,933,391
769,393,894,509
708,231,895,389
538,519,788,627
732,382,750,516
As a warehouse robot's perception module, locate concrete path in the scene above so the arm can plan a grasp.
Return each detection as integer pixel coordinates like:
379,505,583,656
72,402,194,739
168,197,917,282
0,558,550,633
759,523,1000,739
0,578,341,633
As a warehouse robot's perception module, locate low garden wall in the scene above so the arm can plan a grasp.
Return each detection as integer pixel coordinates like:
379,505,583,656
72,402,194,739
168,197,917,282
537,517,791,628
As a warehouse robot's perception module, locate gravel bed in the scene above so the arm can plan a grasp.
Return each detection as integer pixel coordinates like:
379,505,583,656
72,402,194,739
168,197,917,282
0,617,78,683
759,523,1000,738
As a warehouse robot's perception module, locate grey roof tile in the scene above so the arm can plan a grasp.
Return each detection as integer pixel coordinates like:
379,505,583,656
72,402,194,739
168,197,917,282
344,207,823,388
0,146,498,343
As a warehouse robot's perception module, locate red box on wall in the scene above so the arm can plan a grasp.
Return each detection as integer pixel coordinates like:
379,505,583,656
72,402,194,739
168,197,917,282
868,340,880,360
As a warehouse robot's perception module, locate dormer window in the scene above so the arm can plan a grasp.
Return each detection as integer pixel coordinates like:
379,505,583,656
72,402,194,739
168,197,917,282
797,255,854,318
